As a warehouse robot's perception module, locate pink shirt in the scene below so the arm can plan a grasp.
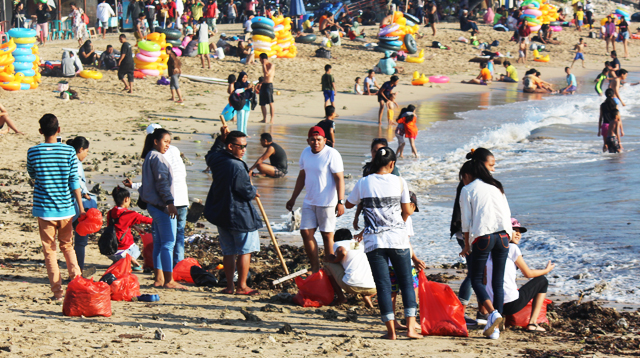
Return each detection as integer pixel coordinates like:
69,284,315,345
245,0,258,11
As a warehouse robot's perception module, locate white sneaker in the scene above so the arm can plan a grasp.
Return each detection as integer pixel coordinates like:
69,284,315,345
488,327,500,340
483,310,503,338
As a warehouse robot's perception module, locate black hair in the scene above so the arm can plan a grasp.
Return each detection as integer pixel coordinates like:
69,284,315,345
619,69,628,75
535,71,541,76
565,66,570,72
459,160,474,182
66,136,90,153
139,13,145,18
612,108,620,117
465,148,503,193
334,228,352,242
107,45,113,49
224,130,247,145
260,133,272,142
228,74,236,84
403,105,416,123
111,186,130,207
611,50,617,57
324,64,331,71
355,76,360,82
39,114,59,137
370,146,396,174
141,128,171,158
325,105,335,117
602,89,617,113
309,16,315,20
120,34,126,39
246,10,253,16
604,88,614,98
259,53,268,60
258,76,264,82
70,2,76,6
390,75,399,83
503,60,511,66
370,137,388,150
480,62,487,69
368,69,374,75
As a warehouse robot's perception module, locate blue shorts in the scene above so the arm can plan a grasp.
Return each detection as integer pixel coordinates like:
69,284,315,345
323,90,335,102
108,243,141,262
614,98,621,105
564,85,577,93
577,20,583,26
389,266,418,293
574,52,584,60
217,227,260,256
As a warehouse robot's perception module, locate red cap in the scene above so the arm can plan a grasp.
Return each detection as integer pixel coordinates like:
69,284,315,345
308,126,325,138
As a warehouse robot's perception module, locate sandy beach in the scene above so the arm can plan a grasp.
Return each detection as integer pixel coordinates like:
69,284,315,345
1,15,640,356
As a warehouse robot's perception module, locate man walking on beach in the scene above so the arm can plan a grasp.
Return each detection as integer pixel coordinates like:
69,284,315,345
27,114,85,300
259,53,275,123
286,126,345,273
204,125,262,295
118,34,134,93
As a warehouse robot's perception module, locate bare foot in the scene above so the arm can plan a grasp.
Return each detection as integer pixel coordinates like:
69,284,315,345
176,100,184,103
259,119,267,123
121,87,129,91
168,98,175,101
381,333,397,340
394,321,407,330
163,281,188,290
407,331,422,339
128,89,133,94
153,281,164,287
219,288,234,294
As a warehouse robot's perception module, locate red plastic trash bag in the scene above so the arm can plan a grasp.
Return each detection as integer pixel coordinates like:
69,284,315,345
505,298,552,328
110,274,141,301
418,270,468,337
141,233,154,270
63,276,112,317
292,269,335,307
76,208,103,236
104,254,132,279
173,258,201,283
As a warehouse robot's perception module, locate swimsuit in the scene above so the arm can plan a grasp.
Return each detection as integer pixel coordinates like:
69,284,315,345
595,74,606,95
259,82,274,106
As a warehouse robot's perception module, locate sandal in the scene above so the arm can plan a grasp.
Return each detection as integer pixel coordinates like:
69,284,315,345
526,323,546,332
235,289,260,296
132,265,143,272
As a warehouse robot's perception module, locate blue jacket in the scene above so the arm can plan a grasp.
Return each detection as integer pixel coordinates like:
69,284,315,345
203,137,262,232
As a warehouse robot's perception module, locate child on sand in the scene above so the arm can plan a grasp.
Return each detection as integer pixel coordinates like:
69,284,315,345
354,77,364,95
396,105,418,158
571,38,586,68
517,38,527,64
106,186,152,270
462,62,492,85
575,6,584,32
0,103,22,134
387,93,399,125
166,46,184,103
561,67,577,95
321,64,336,107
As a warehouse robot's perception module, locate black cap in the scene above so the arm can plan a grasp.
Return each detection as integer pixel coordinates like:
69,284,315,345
409,191,419,212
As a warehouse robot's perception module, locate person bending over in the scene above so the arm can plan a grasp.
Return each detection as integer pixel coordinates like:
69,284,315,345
485,218,555,332
248,133,288,178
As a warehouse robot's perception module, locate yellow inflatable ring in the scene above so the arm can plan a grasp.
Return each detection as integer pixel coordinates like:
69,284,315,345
0,82,21,91
20,76,35,84
254,49,277,57
79,70,103,79
13,37,36,44
135,62,159,70
253,34,274,43
146,32,162,41
406,56,425,63
30,82,38,89
534,55,550,62
411,74,429,85
0,73,14,82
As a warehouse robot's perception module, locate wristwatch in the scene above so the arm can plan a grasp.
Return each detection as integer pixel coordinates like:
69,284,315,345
337,199,344,205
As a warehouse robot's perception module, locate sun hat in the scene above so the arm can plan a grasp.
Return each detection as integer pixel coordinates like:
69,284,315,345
511,218,528,233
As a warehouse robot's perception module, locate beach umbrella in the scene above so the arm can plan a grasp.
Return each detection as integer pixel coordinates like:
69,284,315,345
289,0,306,16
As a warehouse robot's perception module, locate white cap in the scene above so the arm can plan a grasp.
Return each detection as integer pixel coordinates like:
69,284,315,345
146,123,162,134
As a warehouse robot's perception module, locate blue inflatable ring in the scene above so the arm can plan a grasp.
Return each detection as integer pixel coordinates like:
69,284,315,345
8,28,37,38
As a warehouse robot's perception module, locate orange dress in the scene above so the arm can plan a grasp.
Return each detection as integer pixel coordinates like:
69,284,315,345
397,115,418,139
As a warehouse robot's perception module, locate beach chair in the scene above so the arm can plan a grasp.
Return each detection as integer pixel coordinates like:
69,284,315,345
50,20,63,40
88,27,97,39
63,18,74,40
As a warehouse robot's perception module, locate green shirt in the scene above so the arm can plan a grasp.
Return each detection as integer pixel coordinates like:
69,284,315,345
506,65,519,81
321,73,335,91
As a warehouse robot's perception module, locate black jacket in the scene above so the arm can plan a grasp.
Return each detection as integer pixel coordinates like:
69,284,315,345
203,137,262,232
450,181,464,237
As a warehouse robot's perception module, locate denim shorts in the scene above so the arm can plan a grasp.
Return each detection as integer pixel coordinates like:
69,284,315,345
217,227,260,255
108,243,141,262
389,266,418,293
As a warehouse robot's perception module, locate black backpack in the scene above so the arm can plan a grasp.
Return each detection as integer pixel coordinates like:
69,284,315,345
229,90,247,111
98,213,126,256
315,48,331,59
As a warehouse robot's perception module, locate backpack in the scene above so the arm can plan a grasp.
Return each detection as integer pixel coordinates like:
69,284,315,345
315,48,331,59
229,89,246,111
522,76,532,88
98,213,126,256
81,12,90,25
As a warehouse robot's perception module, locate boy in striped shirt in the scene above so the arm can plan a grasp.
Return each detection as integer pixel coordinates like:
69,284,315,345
27,114,85,300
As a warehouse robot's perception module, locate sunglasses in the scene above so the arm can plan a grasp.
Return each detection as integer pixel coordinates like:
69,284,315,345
230,143,248,149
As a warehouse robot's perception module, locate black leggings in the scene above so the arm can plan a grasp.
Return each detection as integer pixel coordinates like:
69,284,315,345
502,276,548,316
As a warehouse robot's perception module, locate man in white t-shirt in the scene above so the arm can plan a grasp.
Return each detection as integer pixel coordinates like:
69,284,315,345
244,12,254,41
325,229,376,307
96,0,115,39
286,126,345,273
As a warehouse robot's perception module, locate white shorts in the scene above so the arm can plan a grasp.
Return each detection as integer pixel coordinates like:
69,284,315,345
396,134,405,144
300,202,336,232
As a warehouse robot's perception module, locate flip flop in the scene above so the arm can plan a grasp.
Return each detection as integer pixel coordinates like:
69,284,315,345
235,289,260,296
526,323,546,332
132,265,143,272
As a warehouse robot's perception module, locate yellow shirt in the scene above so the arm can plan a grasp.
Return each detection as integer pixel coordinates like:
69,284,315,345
192,3,204,20
576,10,584,21
506,65,519,81
481,68,492,80
303,20,311,30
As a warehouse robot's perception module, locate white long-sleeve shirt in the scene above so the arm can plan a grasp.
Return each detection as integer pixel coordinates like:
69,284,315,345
460,178,512,241
97,2,115,22
132,145,189,207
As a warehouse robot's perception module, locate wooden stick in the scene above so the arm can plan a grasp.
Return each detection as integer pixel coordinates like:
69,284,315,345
219,115,227,126
272,268,308,286
255,197,289,275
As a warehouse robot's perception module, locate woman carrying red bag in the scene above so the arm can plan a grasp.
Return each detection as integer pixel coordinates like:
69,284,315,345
485,218,555,332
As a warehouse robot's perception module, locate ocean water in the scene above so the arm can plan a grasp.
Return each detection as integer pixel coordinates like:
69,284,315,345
327,77,640,303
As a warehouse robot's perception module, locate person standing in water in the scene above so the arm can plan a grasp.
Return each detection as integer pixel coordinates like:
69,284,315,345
259,53,275,123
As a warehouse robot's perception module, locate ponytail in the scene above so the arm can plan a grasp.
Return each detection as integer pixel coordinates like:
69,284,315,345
465,147,503,194
66,136,90,153
141,128,170,159
370,146,397,174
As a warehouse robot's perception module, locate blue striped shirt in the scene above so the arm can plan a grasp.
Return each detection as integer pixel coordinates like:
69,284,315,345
27,143,81,218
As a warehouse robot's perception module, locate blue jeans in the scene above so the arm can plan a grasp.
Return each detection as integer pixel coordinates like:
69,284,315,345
469,231,510,313
367,248,417,323
148,205,177,272
173,206,188,266
74,232,88,270
237,108,250,134
456,238,477,306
